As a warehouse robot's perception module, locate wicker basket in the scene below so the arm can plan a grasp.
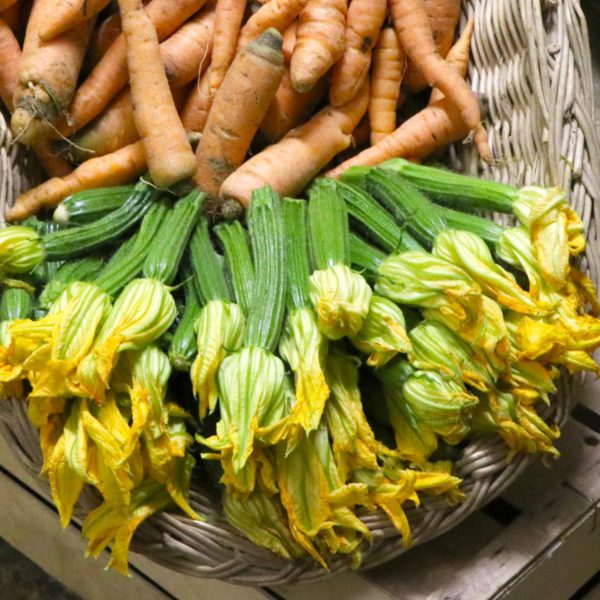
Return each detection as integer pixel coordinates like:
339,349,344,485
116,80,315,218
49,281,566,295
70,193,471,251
0,0,598,587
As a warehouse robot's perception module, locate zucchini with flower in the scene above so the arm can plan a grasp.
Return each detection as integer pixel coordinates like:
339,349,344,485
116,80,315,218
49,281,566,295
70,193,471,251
379,158,585,288
189,219,246,420
278,198,330,439
0,181,158,278
200,186,288,492
307,179,372,340
75,190,204,402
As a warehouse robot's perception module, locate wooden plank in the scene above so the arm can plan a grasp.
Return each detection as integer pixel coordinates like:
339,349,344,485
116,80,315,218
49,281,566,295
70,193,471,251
0,466,170,600
273,572,398,600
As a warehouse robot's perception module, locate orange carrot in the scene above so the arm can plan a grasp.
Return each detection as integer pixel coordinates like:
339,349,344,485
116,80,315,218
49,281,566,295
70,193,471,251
389,0,489,160
69,85,189,162
220,79,369,207
259,67,328,143
0,2,19,30
238,0,308,49
162,6,215,89
69,87,137,163
7,141,146,221
11,0,94,145
39,0,112,41
402,0,461,92
207,0,246,96
329,0,386,106
56,0,208,138
180,72,212,133
327,95,472,178
0,0,17,12
429,19,473,105
290,0,347,92
0,17,19,111
282,20,297,63
194,28,284,198
0,19,73,178
33,144,74,178
86,12,122,69
369,28,404,145
119,0,197,188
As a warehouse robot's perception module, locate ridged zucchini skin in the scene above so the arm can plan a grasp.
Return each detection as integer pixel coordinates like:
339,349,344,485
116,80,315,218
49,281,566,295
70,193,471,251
366,169,447,247
143,190,205,286
42,182,158,261
39,257,104,308
54,186,135,225
0,288,33,322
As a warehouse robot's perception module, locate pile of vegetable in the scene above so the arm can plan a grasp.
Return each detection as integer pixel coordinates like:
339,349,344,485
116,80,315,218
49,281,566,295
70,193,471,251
0,0,491,222
0,160,599,574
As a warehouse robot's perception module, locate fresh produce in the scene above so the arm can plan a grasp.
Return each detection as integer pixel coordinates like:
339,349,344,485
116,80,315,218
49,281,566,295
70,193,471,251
1,0,495,222
118,0,197,188
329,0,386,107
0,161,599,574
194,28,284,199
369,27,405,145
10,0,94,145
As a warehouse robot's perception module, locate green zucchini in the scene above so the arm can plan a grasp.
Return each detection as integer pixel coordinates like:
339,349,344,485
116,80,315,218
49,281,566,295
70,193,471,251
53,186,135,226
435,205,505,245
245,186,286,352
215,221,254,315
39,257,105,308
336,179,424,254
42,181,158,261
189,219,231,304
366,168,447,247
168,272,201,371
95,200,171,296
0,288,33,322
142,189,205,285
380,158,517,213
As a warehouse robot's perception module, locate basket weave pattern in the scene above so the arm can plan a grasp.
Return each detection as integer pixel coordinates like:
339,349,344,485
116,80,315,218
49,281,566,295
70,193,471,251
0,0,598,586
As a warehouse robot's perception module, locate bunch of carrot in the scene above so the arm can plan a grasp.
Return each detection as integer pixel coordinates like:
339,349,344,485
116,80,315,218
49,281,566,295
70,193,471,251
0,0,490,221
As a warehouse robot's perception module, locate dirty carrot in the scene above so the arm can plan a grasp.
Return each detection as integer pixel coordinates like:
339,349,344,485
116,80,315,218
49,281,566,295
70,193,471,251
369,28,404,145
11,0,94,145
329,0,386,106
119,0,197,188
429,19,473,105
69,86,189,163
7,141,146,221
0,0,17,12
259,67,328,143
0,2,19,30
86,12,122,69
208,0,246,96
389,0,490,160
402,0,461,92
290,0,347,92
0,17,19,111
180,72,212,133
56,0,208,138
326,94,472,178
194,28,284,199
282,20,297,63
238,0,308,49
220,79,369,207
39,0,112,41
0,20,73,178
161,6,215,89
